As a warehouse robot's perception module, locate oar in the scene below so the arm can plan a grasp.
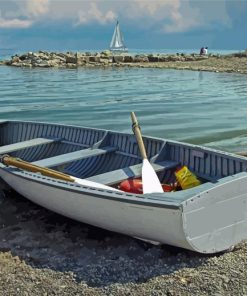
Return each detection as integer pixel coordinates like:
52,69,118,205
130,112,163,194
0,155,120,192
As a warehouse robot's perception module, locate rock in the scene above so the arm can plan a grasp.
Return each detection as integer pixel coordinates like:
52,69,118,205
89,56,101,63
100,59,110,65
101,50,112,57
158,55,169,62
31,58,43,64
19,54,28,61
11,62,23,67
166,55,179,62
33,62,51,68
133,55,149,63
53,55,66,63
48,60,61,67
66,56,77,64
2,50,246,74
77,57,89,65
124,56,134,63
112,56,125,63
66,63,77,68
148,55,159,62
11,56,20,63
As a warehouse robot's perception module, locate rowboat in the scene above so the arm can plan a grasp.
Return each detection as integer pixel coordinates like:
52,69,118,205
0,119,247,254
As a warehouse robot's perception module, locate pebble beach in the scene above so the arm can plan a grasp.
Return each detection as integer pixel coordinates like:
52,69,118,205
1,190,247,296
1,50,247,295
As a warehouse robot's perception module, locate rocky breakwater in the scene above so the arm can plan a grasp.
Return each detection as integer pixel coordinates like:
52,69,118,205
2,50,210,68
2,50,247,74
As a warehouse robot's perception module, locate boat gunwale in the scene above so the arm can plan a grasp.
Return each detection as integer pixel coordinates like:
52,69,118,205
1,119,247,162
2,160,247,208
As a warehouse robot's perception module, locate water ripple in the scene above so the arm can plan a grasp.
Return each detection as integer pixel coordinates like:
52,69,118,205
0,66,247,152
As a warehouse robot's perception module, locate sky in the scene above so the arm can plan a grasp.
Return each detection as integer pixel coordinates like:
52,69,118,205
0,0,246,51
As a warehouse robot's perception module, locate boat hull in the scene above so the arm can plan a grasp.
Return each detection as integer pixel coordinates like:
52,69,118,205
0,168,191,251
1,166,247,254
1,120,247,253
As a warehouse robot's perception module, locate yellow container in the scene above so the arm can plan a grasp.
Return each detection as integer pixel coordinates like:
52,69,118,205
175,166,201,190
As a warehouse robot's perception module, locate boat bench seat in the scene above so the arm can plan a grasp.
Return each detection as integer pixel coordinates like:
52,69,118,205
32,146,117,168
0,138,58,155
87,160,180,186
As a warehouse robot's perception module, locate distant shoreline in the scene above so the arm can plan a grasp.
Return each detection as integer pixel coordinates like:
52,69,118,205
0,50,247,74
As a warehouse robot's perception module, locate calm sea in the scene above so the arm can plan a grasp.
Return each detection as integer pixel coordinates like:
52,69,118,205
0,49,247,153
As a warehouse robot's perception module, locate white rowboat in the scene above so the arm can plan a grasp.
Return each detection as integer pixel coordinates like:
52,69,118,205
0,120,247,254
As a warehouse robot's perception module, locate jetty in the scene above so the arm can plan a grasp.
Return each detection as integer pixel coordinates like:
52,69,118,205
1,50,247,74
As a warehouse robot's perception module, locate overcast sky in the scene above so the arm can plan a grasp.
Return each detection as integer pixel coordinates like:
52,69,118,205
0,0,246,51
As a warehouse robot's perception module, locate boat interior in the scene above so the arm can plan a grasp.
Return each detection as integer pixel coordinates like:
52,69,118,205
1,121,247,190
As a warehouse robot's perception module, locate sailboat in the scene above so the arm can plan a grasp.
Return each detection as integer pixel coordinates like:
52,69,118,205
109,21,128,52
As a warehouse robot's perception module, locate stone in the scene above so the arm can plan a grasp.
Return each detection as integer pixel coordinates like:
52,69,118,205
89,56,101,63
112,56,124,63
133,55,149,63
123,56,134,63
66,56,77,64
53,55,66,63
148,55,159,62
158,56,169,62
66,63,77,68
11,56,20,63
167,55,180,62
101,50,112,57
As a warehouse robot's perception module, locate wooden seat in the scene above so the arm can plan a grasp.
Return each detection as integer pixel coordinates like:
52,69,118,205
32,146,117,168
0,138,57,155
87,160,179,185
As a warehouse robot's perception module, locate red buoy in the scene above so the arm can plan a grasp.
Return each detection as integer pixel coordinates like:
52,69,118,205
119,178,176,194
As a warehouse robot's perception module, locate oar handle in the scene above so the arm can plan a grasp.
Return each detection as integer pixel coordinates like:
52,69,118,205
131,112,148,159
0,155,74,182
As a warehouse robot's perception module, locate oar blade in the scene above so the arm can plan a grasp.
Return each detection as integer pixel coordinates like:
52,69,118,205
142,159,163,194
72,177,121,192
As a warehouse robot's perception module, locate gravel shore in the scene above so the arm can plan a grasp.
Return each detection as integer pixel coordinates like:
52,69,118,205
1,190,247,296
133,55,247,74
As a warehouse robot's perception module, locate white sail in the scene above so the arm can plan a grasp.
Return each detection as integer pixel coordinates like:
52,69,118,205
110,21,128,52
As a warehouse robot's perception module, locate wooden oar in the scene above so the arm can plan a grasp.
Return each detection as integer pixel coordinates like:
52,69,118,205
130,112,163,194
0,155,120,192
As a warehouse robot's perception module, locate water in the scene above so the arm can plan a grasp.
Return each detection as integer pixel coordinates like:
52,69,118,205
0,60,247,153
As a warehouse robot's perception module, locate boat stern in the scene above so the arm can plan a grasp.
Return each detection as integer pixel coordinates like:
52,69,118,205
181,173,247,253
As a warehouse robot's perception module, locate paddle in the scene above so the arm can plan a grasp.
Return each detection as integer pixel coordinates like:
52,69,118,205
0,155,120,192
130,112,163,194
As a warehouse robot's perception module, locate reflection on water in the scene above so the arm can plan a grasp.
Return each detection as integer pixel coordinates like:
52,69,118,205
198,71,203,81
0,65,246,152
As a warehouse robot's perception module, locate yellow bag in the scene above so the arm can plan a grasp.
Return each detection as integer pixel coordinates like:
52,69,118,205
175,166,201,190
